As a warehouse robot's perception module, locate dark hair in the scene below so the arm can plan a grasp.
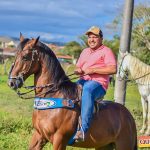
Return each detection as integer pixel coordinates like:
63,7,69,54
99,30,103,38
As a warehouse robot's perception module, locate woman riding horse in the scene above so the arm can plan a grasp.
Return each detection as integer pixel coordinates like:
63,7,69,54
8,34,137,150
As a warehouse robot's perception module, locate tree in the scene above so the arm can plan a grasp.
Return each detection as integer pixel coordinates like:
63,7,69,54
61,41,82,59
131,4,150,64
78,35,88,49
103,35,120,57
132,4,150,51
108,3,150,64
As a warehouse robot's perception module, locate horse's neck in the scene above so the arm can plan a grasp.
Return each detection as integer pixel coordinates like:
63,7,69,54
127,55,150,83
35,67,52,86
34,56,66,96
126,55,137,78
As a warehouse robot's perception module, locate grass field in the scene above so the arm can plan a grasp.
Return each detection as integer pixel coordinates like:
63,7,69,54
0,68,148,150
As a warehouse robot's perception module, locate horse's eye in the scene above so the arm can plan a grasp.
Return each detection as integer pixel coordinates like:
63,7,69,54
22,55,30,61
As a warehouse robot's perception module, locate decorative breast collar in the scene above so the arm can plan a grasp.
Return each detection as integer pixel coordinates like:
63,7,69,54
34,97,75,110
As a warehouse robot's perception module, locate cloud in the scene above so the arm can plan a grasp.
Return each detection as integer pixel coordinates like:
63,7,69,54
28,31,69,42
0,0,149,42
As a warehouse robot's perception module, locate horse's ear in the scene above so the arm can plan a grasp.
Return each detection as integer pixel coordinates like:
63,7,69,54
20,32,24,42
33,36,40,46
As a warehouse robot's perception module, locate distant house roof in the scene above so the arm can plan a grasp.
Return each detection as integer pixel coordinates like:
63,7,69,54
3,48,17,53
56,55,72,59
0,48,17,56
47,43,64,54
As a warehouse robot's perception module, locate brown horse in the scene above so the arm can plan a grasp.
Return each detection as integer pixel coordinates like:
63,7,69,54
8,34,137,150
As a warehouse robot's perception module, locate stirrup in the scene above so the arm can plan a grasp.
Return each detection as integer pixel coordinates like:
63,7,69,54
74,130,85,142
74,116,85,142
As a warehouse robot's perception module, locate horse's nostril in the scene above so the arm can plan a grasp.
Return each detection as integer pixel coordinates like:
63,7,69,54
8,81,15,88
10,82,14,87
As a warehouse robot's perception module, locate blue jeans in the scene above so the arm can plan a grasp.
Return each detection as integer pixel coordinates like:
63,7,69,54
77,79,106,133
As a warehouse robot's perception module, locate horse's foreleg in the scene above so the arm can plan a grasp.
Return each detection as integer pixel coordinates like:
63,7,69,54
145,95,150,135
29,130,47,150
53,133,67,150
140,96,148,134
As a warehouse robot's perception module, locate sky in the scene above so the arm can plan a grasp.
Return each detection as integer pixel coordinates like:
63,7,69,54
0,0,149,43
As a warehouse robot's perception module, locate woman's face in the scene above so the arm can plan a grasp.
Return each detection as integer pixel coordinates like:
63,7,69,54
88,33,102,50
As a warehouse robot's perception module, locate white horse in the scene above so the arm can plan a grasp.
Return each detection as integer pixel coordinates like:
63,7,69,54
118,53,150,135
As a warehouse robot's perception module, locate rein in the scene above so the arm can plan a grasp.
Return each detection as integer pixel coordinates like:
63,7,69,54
12,73,87,99
118,55,128,81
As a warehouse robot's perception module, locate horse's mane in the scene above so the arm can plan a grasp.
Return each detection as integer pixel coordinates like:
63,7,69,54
128,54,150,84
20,38,78,99
37,41,79,99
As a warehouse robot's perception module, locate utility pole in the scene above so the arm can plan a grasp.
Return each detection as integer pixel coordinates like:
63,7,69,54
114,0,134,105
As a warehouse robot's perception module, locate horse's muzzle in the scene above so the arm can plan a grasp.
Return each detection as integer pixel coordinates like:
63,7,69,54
8,78,23,90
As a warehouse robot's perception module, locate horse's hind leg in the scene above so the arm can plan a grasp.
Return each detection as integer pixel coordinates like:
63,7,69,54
140,96,148,134
115,137,136,150
29,130,47,150
145,95,150,135
95,144,114,150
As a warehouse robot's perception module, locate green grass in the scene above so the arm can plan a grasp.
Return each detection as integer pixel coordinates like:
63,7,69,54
0,72,147,149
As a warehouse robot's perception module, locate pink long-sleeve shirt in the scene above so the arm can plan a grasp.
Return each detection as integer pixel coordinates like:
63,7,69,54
76,45,116,90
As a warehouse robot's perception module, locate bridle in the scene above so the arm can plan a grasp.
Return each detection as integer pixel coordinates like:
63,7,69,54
9,48,39,81
8,48,45,99
9,48,62,99
118,54,129,81
8,47,86,99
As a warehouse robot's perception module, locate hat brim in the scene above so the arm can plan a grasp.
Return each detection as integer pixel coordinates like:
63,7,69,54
85,31,99,36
